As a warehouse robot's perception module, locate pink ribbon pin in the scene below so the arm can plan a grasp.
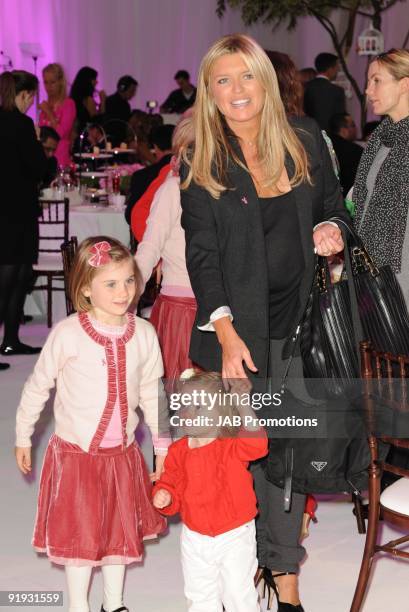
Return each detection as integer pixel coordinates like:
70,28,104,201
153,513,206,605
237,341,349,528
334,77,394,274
88,241,112,267
241,196,248,205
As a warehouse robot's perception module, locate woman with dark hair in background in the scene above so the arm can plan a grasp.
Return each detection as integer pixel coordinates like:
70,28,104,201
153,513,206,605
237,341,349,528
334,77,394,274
70,66,106,134
0,71,47,366
266,51,304,118
39,63,76,167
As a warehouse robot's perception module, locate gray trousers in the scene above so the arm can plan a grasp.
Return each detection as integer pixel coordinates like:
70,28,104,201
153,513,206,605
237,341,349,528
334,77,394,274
252,339,308,573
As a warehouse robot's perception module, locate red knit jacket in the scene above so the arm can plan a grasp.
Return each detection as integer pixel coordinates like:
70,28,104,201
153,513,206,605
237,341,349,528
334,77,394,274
153,431,268,536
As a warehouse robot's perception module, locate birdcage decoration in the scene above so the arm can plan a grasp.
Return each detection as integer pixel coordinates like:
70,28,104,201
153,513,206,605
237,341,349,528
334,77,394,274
358,22,384,56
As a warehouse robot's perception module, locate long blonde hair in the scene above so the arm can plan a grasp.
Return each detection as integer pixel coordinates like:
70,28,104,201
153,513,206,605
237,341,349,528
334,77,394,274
181,34,310,198
42,63,67,101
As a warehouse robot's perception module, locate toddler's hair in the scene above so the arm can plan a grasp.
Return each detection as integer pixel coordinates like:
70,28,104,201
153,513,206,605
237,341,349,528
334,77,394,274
176,371,242,438
69,236,141,312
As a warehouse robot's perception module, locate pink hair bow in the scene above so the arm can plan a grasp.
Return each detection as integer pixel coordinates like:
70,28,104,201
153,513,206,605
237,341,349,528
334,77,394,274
88,241,112,267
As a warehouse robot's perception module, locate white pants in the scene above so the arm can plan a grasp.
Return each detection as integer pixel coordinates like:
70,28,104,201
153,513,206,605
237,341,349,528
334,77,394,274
181,520,260,612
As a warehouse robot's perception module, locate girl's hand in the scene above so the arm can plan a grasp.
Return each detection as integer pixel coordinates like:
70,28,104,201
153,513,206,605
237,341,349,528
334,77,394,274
313,223,344,256
15,446,32,474
153,488,172,509
150,454,166,482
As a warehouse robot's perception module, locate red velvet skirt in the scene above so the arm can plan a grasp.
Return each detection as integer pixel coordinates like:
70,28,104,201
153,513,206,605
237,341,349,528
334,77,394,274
33,435,167,566
150,293,197,382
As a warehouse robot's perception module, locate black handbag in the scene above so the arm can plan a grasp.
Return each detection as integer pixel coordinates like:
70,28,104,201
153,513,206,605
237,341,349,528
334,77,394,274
299,253,361,398
336,219,409,356
300,219,409,391
263,221,400,506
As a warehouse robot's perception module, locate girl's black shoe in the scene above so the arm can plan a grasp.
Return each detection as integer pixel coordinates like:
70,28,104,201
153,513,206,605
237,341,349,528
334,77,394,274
100,607,129,612
263,570,305,612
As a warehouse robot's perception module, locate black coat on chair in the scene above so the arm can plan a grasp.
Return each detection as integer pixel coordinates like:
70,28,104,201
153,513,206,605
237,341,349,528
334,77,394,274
181,117,351,379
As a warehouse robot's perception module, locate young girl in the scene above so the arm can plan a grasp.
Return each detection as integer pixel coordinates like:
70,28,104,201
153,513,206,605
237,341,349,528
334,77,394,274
153,372,268,612
15,236,170,612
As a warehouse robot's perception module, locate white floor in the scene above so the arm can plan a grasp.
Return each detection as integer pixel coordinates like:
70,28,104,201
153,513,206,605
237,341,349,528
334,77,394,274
1,320,408,612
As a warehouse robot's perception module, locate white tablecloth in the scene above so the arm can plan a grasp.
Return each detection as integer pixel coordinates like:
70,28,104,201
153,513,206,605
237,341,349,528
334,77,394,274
26,203,130,323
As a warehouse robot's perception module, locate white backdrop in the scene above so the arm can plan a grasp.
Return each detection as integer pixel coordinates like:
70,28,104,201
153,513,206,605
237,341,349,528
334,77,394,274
0,0,408,120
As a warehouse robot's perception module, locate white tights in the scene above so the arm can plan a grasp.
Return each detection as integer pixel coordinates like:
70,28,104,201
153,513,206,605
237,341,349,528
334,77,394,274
65,564,126,612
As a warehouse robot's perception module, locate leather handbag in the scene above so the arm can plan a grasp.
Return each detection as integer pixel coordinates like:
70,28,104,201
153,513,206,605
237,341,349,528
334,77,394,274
300,219,409,393
335,219,409,356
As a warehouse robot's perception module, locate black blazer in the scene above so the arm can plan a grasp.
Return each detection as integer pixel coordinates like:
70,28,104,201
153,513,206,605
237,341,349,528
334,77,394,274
0,108,47,221
304,78,346,132
181,117,350,378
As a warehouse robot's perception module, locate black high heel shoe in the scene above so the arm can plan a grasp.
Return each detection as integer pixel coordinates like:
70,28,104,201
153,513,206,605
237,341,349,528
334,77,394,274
100,607,129,612
256,567,275,610
263,571,305,612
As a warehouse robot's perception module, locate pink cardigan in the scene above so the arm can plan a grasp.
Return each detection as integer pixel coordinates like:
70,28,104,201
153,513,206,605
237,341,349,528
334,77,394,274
135,172,194,297
16,313,170,454
39,97,76,167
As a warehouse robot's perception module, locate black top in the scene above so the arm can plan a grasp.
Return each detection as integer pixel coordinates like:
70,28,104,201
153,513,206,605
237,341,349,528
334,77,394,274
161,87,196,114
74,99,92,133
124,154,172,224
259,191,305,339
104,92,131,146
0,108,47,220
0,108,48,263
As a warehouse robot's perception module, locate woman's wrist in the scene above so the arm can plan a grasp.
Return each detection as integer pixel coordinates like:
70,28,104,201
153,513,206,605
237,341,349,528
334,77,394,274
213,316,237,345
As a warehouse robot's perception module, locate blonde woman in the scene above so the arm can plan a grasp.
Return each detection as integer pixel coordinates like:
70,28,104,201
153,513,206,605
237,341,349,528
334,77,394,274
181,34,350,611
354,48,409,306
39,63,76,167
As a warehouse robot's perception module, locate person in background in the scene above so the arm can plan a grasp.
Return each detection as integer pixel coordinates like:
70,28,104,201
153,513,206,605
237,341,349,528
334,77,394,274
105,75,138,146
160,70,196,114
134,117,196,383
329,113,363,194
72,121,106,155
0,71,47,363
39,126,60,187
39,63,76,168
354,48,409,305
266,51,304,118
304,53,346,132
298,67,317,88
70,66,106,134
125,124,174,224
362,120,381,142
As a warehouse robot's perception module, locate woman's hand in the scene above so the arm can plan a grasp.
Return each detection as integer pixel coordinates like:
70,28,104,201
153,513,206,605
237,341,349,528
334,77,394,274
39,101,50,113
15,446,31,474
213,317,257,381
153,488,172,509
150,453,166,482
313,223,344,256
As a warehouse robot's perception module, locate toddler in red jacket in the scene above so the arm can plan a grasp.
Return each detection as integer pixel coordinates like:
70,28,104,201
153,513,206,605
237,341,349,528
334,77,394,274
153,372,268,612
